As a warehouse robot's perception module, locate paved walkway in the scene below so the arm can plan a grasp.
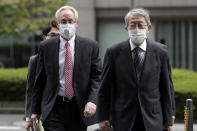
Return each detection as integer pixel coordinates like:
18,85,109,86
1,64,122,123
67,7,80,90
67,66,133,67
0,114,196,131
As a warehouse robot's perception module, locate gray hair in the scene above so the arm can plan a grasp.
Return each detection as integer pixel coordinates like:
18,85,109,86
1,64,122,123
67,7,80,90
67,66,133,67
55,6,79,21
124,8,151,26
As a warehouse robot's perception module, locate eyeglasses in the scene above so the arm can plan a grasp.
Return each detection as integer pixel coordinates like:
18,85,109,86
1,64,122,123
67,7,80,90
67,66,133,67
60,19,76,24
47,33,59,37
128,23,147,29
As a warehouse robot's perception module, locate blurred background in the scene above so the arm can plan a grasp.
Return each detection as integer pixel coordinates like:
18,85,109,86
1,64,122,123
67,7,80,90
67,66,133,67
0,0,197,130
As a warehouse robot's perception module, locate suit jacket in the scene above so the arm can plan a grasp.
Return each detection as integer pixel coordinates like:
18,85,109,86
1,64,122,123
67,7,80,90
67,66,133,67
25,55,38,119
31,35,102,126
98,39,174,131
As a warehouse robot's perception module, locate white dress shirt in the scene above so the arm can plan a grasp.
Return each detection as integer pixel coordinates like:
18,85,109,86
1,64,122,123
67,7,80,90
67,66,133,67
58,35,75,96
130,39,147,61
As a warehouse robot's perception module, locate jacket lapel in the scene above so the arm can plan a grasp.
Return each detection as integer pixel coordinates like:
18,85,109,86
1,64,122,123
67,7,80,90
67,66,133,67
73,35,81,85
140,39,154,82
53,37,60,78
122,40,139,85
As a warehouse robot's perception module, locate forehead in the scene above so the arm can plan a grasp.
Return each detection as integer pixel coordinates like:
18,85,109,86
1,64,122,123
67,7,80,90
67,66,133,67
128,14,146,23
59,9,75,20
49,27,59,33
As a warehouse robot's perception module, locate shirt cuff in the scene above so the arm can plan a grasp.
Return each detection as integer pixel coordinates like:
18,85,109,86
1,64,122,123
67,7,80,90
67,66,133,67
26,117,32,121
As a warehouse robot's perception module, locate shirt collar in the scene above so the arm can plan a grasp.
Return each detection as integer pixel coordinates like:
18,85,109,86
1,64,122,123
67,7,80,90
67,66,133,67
130,38,147,51
60,34,76,49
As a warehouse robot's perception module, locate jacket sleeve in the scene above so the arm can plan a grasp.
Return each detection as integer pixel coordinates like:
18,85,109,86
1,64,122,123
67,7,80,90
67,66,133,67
98,48,114,122
169,62,176,116
25,55,37,119
31,44,46,115
159,51,173,126
87,41,102,104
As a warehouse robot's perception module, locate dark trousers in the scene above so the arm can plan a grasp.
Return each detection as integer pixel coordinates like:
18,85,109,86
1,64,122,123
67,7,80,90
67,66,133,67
132,109,146,131
42,96,87,131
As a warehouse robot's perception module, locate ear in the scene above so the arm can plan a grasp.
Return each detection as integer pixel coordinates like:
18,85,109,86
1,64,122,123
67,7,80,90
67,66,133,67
146,25,152,34
42,35,47,40
125,25,128,31
56,21,60,29
75,20,79,28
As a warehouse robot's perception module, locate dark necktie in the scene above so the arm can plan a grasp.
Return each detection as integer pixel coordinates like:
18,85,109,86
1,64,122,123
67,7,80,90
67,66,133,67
133,47,144,80
65,42,74,99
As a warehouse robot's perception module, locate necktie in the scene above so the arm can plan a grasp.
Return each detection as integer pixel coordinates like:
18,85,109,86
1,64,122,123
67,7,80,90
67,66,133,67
133,47,143,80
65,42,74,99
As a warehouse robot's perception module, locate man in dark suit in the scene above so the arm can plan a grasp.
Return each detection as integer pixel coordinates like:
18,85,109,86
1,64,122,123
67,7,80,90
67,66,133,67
98,8,175,131
25,21,59,131
31,5,102,131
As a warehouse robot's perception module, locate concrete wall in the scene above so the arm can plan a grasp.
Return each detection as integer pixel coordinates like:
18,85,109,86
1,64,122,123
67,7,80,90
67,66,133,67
134,0,197,7
67,0,96,39
95,0,131,8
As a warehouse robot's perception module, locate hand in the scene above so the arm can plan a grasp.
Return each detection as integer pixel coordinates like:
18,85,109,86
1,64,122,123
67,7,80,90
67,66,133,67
167,126,172,131
31,114,40,130
99,120,110,131
25,121,33,131
83,102,96,118
172,116,175,125
31,114,39,122
163,125,172,131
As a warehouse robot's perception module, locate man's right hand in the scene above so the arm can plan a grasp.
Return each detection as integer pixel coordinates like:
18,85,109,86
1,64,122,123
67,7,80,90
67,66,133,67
25,121,33,131
99,120,110,131
31,114,40,131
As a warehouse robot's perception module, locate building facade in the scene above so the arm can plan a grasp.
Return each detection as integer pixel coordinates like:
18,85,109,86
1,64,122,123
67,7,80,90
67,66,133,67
68,0,197,71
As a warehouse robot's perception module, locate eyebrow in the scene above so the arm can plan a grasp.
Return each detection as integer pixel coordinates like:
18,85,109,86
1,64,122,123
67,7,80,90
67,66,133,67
61,17,74,20
129,21,144,23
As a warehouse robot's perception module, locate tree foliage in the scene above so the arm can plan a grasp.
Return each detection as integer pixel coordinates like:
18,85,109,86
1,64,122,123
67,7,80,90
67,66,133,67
0,0,66,41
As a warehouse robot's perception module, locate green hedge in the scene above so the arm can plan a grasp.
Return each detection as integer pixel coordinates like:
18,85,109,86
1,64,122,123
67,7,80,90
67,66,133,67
172,69,197,120
0,68,196,120
0,68,27,101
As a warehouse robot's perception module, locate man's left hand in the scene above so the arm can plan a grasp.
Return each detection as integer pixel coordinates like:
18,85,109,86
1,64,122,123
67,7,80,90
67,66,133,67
163,125,172,131
83,102,96,118
172,116,175,125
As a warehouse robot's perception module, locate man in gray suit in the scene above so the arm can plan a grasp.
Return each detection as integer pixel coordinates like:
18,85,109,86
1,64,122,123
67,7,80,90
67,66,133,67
31,5,101,131
98,8,175,131
25,21,59,131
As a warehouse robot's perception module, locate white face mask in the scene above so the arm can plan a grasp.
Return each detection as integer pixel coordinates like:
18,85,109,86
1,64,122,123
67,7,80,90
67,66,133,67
128,29,147,44
59,24,76,39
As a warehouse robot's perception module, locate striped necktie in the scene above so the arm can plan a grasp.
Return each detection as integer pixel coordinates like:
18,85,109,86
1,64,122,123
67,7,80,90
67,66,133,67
65,42,74,99
133,47,144,80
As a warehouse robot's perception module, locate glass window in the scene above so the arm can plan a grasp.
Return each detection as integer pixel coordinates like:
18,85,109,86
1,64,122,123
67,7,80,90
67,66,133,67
157,20,197,71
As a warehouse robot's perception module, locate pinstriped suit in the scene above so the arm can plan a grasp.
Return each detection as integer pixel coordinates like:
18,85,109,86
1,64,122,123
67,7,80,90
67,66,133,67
31,35,102,127
98,38,174,131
